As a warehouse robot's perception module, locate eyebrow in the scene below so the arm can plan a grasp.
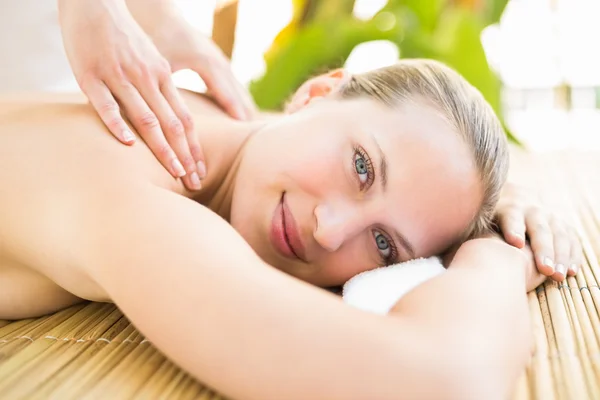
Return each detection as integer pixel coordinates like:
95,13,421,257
370,134,388,193
367,131,416,260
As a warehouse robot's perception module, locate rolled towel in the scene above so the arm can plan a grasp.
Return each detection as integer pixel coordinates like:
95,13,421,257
342,257,446,315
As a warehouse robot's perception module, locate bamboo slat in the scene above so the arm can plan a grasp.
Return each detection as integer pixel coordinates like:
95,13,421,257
1,148,599,399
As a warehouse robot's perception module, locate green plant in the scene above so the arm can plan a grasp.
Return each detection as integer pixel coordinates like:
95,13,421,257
249,0,519,143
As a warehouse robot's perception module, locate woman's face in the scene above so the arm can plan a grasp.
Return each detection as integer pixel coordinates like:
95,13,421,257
231,97,483,287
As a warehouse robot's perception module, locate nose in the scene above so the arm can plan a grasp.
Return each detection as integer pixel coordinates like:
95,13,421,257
313,201,364,252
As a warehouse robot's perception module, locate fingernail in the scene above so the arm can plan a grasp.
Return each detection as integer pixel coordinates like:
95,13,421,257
569,264,577,275
123,129,135,142
190,172,201,190
196,161,207,179
171,159,186,177
512,232,524,242
556,263,566,277
570,264,578,274
543,256,554,272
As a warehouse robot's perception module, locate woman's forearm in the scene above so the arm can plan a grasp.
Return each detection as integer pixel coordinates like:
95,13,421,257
391,239,533,399
124,0,181,38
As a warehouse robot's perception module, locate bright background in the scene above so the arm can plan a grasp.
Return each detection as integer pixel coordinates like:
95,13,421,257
173,0,600,151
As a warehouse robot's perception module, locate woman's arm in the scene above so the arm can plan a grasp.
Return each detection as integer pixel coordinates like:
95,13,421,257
392,238,535,399
77,185,532,400
123,0,177,37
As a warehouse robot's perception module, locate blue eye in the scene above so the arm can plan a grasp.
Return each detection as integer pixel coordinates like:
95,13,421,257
372,230,398,265
352,145,374,190
374,231,391,258
354,153,368,183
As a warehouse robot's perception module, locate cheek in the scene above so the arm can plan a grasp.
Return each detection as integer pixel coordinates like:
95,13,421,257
285,141,352,198
312,237,378,286
289,157,341,195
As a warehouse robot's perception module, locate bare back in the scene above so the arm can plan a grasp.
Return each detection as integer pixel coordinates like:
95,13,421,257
0,91,227,318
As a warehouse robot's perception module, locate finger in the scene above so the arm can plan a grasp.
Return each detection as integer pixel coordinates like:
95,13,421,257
161,81,206,183
549,220,570,282
109,78,186,178
525,212,555,276
497,208,526,248
83,79,136,144
200,62,252,120
229,76,258,118
137,80,202,190
568,228,583,276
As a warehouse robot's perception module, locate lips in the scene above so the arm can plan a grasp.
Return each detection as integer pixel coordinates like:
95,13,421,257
270,193,307,262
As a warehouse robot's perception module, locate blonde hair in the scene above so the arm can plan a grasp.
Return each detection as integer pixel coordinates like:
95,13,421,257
337,59,508,238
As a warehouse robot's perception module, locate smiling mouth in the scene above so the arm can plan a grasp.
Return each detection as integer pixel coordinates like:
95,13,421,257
281,202,301,259
270,192,306,262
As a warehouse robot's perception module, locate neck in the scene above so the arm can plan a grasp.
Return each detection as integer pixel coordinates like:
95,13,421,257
175,92,274,221
198,121,266,221
191,120,266,221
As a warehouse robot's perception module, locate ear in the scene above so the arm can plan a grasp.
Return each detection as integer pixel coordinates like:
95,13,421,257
285,69,352,113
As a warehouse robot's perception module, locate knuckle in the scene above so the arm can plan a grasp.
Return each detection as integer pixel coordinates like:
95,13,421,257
166,117,184,137
555,227,569,239
507,214,524,227
135,63,153,82
123,60,152,86
180,112,194,130
180,155,195,171
136,112,160,130
77,71,98,90
154,143,173,160
98,101,119,115
528,208,546,221
534,221,549,233
550,219,568,237
498,207,518,221
105,117,124,131
188,141,202,157
107,63,126,82
156,60,172,80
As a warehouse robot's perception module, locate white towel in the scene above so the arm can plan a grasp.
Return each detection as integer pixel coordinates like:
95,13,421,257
342,257,446,315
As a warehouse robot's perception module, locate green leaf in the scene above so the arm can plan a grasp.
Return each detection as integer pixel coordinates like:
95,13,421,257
383,0,447,32
250,16,405,110
312,0,356,22
251,1,520,144
483,0,509,24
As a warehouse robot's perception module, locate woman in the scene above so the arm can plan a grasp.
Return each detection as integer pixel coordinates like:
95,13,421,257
0,59,580,399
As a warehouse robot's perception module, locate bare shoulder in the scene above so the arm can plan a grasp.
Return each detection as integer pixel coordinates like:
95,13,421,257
177,89,232,121
0,92,87,118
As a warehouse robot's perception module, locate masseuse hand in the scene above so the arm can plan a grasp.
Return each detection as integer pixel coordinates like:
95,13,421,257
495,183,583,282
59,0,255,190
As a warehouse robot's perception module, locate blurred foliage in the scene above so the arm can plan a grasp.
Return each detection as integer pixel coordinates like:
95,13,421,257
248,0,520,143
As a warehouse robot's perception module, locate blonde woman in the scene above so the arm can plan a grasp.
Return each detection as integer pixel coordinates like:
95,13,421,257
0,60,580,399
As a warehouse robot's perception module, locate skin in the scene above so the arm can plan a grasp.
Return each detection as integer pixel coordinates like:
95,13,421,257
231,97,482,286
288,71,584,282
0,81,534,399
58,0,256,190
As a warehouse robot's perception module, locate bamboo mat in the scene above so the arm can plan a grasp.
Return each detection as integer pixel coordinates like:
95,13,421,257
1,149,600,399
